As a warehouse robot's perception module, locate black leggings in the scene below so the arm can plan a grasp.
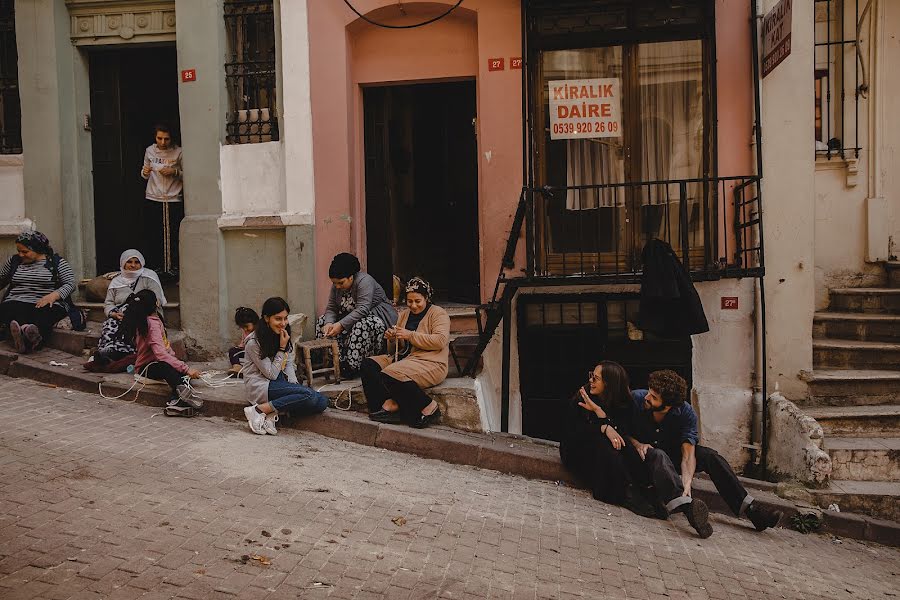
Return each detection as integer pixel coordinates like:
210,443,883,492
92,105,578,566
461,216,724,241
141,361,185,393
560,432,637,505
0,300,68,340
360,358,432,418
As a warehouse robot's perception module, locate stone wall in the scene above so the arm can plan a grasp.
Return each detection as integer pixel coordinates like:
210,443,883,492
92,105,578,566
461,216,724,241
766,392,832,485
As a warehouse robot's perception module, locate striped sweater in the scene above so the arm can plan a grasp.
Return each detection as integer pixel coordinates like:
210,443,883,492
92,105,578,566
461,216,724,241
0,256,76,306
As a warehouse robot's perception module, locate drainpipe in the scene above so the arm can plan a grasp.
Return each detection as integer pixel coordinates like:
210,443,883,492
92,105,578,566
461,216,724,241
750,0,769,478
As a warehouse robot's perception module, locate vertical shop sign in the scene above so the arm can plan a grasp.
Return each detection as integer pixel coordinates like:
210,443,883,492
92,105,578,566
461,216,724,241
548,78,621,140
762,0,792,77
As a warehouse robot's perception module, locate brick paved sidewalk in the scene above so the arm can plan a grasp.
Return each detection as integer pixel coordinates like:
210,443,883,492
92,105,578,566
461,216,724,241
0,377,897,600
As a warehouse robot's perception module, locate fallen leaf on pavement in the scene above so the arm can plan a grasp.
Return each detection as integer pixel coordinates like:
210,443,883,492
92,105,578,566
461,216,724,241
391,516,407,526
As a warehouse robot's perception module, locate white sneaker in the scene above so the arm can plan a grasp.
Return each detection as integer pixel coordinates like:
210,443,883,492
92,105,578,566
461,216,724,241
263,413,278,435
244,406,266,435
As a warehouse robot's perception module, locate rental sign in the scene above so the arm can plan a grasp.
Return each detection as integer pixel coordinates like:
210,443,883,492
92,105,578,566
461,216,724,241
549,78,622,140
762,0,792,77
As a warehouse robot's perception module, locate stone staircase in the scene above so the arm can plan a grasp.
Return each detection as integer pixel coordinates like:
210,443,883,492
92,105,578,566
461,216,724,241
800,262,900,522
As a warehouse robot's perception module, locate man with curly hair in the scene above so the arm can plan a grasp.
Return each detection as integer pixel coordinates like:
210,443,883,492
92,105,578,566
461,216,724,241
625,370,782,538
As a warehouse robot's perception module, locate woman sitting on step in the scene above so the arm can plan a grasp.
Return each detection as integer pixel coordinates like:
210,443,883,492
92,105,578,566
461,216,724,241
317,252,398,377
119,289,202,416
92,249,167,369
243,297,329,436
0,231,76,354
361,277,450,429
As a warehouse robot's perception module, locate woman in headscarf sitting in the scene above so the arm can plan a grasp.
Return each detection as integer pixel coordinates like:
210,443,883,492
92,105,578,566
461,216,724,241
0,231,76,354
360,277,450,429
91,249,167,368
317,252,398,376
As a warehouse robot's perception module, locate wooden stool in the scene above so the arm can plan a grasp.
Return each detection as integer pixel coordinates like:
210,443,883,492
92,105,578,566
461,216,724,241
297,338,341,385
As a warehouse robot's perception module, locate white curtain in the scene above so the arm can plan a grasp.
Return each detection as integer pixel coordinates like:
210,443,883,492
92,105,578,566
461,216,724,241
638,40,704,204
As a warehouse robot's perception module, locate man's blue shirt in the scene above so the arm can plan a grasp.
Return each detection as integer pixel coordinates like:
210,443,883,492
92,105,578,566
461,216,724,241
630,389,699,457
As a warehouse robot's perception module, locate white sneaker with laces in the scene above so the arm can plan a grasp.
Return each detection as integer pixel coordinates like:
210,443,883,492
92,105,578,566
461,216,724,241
244,406,266,435
263,412,278,435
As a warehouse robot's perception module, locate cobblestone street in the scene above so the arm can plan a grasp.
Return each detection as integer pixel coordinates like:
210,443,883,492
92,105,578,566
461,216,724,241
0,376,897,600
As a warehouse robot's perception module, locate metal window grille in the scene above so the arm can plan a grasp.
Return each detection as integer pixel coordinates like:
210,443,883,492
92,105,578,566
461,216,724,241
814,0,866,159
0,0,22,154
224,0,279,144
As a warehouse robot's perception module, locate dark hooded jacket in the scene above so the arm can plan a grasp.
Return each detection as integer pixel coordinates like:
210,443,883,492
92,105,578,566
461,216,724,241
638,239,709,338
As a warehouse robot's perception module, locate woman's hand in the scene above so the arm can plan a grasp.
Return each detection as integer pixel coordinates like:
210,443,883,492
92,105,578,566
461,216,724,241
577,388,607,419
186,368,201,379
323,323,343,337
159,166,176,177
141,165,151,177
392,327,412,341
604,425,625,450
35,292,60,309
111,311,124,321
278,328,290,350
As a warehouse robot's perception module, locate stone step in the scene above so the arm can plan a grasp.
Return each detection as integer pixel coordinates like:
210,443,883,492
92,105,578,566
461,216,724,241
802,369,900,407
73,300,181,329
829,287,900,314
886,261,900,289
813,338,900,370
824,436,900,482
809,480,900,523
813,312,900,342
44,323,188,361
318,377,483,432
804,404,900,437
445,305,479,334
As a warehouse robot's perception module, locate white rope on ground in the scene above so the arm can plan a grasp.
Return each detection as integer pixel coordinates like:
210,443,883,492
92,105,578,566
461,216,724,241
317,382,360,411
198,368,243,389
98,364,152,401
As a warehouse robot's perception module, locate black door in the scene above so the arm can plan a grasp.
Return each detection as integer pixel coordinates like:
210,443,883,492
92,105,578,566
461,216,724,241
363,81,480,303
89,47,180,274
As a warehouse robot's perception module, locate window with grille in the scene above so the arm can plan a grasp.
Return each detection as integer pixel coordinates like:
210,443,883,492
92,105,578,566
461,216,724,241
0,0,22,154
224,0,278,144
814,0,868,159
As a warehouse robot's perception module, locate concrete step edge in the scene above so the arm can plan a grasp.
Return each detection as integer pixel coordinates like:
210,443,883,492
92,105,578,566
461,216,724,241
805,405,900,419
812,339,900,350
1,348,898,546
814,312,900,322
824,436,900,451
830,288,900,295
803,369,900,382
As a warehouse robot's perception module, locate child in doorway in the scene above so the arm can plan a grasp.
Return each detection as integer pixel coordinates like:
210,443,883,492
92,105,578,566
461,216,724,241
228,306,258,376
119,288,203,416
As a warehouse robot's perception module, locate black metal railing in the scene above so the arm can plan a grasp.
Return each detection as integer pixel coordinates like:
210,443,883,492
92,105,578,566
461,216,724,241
224,0,279,144
525,175,763,281
813,0,864,159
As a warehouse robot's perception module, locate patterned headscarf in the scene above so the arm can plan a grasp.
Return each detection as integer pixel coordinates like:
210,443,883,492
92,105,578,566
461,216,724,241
15,231,52,255
405,276,433,302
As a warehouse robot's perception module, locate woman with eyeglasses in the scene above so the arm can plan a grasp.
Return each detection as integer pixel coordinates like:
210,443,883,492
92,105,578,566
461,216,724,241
559,361,647,512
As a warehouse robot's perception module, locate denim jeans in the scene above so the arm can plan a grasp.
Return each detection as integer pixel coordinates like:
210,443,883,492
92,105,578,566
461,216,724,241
267,372,328,415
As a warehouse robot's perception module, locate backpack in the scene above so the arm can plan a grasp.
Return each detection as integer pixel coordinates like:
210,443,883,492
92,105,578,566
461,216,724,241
2,254,86,331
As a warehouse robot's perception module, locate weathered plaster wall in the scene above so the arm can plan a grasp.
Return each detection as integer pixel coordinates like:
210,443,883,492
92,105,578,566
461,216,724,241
692,278,755,467
222,229,287,318
761,0,816,401
220,142,286,215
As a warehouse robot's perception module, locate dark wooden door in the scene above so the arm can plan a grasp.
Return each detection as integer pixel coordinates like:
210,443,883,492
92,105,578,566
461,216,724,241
363,81,480,304
89,47,180,274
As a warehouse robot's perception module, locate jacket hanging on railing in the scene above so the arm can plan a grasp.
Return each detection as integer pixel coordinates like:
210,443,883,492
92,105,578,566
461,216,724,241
638,239,709,338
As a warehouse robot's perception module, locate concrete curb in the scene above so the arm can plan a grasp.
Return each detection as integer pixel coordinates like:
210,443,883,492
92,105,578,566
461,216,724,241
1,348,898,548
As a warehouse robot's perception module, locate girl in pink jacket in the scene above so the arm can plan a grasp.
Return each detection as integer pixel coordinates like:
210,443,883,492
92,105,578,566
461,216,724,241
120,289,202,416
